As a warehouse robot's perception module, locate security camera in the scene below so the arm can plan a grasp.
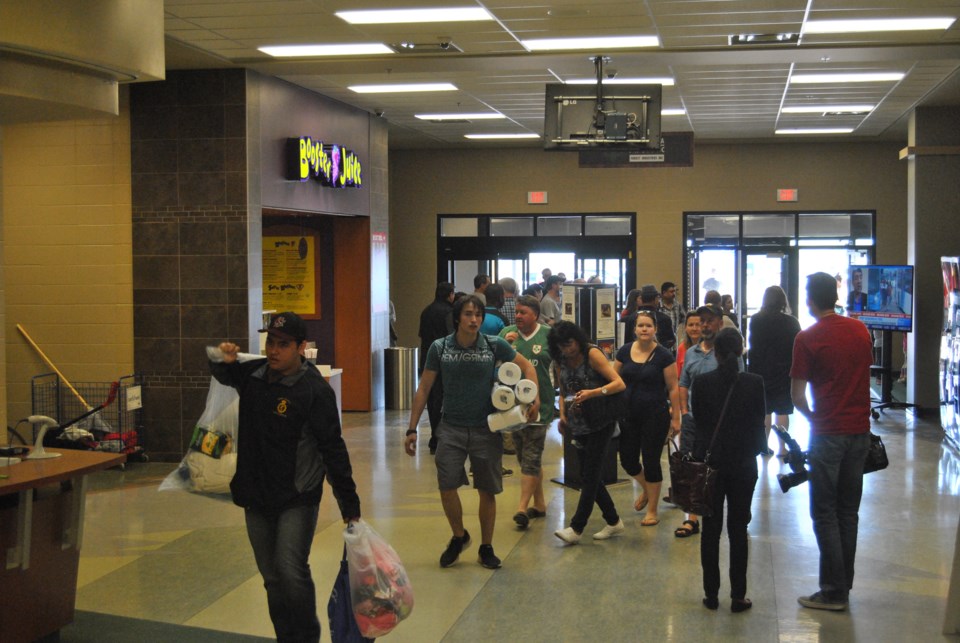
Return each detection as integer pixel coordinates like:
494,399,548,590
375,109,385,118
606,68,618,79
439,41,451,50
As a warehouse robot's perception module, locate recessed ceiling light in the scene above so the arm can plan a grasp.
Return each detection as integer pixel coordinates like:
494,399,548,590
259,44,394,57
521,36,660,52
349,83,458,93
336,8,494,24
790,72,904,84
803,17,956,34
565,77,674,86
781,105,874,114
776,128,855,135
661,108,686,116
464,133,540,140
416,113,505,120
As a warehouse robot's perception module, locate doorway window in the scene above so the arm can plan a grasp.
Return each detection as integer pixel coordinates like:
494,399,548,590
491,217,533,237
684,211,875,327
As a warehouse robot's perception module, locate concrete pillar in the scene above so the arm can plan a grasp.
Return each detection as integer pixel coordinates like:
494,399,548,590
905,107,960,412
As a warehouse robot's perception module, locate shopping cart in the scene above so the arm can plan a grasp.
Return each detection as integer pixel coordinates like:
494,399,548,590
30,372,147,462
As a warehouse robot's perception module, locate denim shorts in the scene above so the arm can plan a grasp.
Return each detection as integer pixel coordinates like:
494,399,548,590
435,420,504,494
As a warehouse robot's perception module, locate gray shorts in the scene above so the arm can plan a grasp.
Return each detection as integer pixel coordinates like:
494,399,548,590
512,424,548,476
435,420,503,494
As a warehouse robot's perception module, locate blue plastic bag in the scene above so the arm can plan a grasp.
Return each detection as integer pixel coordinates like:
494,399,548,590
328,549,374,643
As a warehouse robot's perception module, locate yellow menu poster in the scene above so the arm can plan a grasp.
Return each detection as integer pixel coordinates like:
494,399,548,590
262,236,318,316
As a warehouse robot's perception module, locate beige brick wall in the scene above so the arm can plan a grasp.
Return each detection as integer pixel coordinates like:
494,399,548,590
2,95,134,431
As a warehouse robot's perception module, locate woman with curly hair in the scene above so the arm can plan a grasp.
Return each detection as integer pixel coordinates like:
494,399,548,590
548,321,627,545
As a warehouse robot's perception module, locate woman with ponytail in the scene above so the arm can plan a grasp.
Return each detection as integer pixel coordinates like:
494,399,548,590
689,327,766,613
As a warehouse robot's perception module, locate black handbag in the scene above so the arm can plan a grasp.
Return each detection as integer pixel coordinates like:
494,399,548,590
667,379,737,517
863,432,889,474
579,389,628,429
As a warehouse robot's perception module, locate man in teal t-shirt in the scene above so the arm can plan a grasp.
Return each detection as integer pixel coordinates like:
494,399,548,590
500,295,555,529
405,295,540,570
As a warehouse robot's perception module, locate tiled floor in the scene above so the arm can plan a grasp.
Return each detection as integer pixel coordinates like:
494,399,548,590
69,407,960,642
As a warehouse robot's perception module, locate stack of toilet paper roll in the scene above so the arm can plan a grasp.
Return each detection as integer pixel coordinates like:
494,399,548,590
488,362,538,432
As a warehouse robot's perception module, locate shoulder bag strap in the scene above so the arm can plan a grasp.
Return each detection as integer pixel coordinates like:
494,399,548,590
707,374,739,454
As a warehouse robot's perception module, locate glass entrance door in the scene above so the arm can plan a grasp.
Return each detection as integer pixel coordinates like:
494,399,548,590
742,250,790,344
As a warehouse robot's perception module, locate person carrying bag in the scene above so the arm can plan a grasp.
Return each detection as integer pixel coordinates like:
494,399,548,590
687,327,766,613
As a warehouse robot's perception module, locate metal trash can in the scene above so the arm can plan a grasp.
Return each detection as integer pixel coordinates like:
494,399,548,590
385,347,419,410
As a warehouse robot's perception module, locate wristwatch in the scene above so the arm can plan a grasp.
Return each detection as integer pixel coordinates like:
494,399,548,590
601,386,608,396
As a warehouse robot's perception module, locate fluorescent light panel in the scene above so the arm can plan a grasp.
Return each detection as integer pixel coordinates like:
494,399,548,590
464,133,540,139
790,72,904,84
781,105,874,114
259,44,393,57
661,108,686,116
416,113,504,120
522,36,659,51
336,8,493,24
776,128,855,135
803,17,956,34
565,77,674,86
349,83,458,93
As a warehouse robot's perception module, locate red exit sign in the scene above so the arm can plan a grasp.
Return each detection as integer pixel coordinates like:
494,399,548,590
777,188,798,202
527,191,548,204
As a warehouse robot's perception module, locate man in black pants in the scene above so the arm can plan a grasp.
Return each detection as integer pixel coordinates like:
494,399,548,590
212,312,360,642
418,282,455,453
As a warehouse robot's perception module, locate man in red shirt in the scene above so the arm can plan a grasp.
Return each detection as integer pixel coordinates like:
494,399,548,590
791,272,874,611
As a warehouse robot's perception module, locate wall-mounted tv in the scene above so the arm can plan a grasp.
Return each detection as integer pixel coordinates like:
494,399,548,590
846,264,914,332
543,83,662,151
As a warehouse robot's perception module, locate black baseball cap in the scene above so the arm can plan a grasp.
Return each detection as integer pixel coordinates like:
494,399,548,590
259,311,307,343
695,304,722,318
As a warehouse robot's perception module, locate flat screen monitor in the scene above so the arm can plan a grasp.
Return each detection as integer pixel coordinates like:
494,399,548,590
846,264,914,332
543,83,661,151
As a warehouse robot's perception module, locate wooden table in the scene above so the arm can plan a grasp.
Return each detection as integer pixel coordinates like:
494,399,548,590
0,449,125,643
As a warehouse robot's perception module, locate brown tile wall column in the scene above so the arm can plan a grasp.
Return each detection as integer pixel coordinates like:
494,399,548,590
130,70,249,461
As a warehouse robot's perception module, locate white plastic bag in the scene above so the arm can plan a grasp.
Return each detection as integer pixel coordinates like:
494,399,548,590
160,351,258,493
343,520,414,638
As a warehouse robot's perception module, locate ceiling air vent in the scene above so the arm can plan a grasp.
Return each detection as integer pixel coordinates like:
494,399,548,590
728,33,799,46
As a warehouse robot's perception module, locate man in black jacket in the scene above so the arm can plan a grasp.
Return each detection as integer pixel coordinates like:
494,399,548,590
419,282,455,453
212,312,360,643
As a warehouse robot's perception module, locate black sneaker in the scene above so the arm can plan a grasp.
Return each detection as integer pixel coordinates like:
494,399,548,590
477,544,501,569
502,467,514,477
439,530,471,568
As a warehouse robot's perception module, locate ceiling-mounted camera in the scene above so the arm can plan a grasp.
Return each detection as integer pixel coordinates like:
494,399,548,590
439,41,451,50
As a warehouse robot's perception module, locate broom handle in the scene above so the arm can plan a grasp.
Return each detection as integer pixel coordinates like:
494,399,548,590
16,323,92,409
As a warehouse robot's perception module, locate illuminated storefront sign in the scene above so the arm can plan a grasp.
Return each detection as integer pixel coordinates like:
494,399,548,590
286,136,362,188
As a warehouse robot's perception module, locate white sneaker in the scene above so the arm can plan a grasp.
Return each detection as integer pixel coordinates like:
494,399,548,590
554,527,581,545
592,519,625,540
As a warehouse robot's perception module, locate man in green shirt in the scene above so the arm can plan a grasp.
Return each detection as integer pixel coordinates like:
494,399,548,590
500,295,555,529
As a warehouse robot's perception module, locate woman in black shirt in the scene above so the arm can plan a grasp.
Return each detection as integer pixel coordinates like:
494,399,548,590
690,327,766,613
614,311,681,526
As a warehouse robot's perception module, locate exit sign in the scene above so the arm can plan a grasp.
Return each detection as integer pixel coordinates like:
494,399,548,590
777,188,798,202
527,191,548,204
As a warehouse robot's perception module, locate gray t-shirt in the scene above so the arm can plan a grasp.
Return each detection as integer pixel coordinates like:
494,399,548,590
425,334,517,427
539,294,560,325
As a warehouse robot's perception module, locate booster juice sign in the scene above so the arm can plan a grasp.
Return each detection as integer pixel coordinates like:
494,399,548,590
286,136,362,188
